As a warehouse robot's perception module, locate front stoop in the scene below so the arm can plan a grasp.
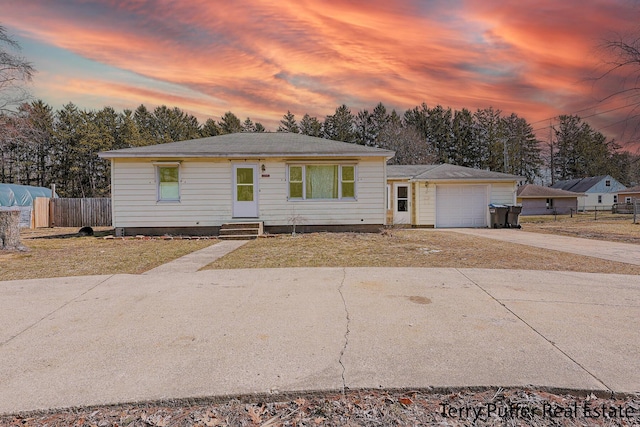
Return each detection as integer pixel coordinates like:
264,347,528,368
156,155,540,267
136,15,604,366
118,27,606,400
218,222,263,240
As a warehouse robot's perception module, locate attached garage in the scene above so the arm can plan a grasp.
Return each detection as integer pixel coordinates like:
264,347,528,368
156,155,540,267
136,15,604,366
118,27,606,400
386,164,522,228
436,184,488,227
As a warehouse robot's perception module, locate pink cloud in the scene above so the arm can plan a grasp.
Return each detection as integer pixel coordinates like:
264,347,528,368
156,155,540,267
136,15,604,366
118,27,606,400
3,0,640,148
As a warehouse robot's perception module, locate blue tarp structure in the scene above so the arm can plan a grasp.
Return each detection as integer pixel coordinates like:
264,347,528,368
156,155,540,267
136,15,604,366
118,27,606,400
0,183,53,207
0,184,55,228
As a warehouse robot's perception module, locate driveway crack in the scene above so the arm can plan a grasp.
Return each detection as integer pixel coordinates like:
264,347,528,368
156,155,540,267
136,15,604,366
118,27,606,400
337,267,350,394
0,275,114,347
456,269,613,392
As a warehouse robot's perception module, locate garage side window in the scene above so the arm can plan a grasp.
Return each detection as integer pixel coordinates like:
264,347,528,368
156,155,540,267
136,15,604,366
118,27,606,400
157,165,180,201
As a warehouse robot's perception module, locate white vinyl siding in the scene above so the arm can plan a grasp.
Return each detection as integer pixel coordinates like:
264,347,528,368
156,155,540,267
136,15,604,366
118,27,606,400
260,158,385,225
490,182,517,205
416,182,436,226
111,159,232,227
110,157,387,228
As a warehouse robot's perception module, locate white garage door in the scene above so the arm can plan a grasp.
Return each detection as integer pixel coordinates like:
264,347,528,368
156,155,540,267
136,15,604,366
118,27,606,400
436,185,488,228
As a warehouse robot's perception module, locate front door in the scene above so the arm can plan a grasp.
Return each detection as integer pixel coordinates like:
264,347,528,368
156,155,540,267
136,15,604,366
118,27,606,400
232,164,258,218
393,183,410,224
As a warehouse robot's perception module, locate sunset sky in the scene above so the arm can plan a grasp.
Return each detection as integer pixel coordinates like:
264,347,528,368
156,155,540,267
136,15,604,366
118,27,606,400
3,0,640,150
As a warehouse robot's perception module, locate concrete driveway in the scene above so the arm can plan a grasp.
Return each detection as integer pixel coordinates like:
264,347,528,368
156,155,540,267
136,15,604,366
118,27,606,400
447,228,640,266
1,267,639,414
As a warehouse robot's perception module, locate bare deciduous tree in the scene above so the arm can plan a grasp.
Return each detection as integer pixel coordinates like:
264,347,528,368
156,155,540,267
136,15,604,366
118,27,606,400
0,25,35,113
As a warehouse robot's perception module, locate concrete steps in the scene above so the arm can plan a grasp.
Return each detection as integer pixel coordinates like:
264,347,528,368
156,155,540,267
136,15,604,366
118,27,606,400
218,222,263,240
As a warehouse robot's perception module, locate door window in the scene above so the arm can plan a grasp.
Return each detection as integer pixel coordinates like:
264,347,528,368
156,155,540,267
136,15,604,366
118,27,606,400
397,186,408,212
236,167,254,201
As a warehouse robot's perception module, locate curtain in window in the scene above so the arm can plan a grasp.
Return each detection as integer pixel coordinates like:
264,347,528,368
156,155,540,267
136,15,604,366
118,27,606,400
306,165,338,199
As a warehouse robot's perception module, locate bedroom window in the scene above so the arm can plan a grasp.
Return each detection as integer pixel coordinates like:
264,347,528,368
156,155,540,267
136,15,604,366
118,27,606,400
157,165,180,201
288,164,356,200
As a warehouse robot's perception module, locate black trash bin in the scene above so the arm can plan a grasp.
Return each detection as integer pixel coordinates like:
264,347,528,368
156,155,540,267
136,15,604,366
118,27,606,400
506,205,522,228
488,204,509,228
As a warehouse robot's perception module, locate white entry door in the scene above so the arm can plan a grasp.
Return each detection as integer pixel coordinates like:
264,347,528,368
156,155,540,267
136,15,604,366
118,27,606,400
232,164,258,218
393,183,411,224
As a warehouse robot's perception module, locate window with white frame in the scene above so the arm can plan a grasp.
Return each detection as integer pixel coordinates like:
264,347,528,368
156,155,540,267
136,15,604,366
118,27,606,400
614,195,618,203
288,164,356,200
598,195,602,204
156,164,180,201
626,197,632,203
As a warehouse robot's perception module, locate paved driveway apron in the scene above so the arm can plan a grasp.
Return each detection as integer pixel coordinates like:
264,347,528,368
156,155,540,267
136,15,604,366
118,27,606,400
1,267,639,414
446,228,640,266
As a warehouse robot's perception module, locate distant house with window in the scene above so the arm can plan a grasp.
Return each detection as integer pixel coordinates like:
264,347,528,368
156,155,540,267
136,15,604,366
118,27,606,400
99,133,394,235
550,176,626,211
516,184,584,215
617,185,640,204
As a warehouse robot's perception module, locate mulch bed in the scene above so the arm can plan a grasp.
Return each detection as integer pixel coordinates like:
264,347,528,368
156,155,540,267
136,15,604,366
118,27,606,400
3,388,638,426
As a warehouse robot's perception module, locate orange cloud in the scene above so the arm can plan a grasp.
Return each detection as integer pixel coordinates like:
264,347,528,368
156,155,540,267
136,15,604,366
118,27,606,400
3,0,640,148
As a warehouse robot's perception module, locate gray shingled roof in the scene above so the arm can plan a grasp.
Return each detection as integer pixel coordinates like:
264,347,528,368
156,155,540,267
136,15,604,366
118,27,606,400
99,132,395,159
517,184,583,198
387,164,523,181
386,165,439,178
550,176,607,192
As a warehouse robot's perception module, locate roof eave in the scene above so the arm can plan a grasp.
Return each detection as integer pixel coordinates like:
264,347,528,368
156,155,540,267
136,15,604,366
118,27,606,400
410,177,523,182
518,195,584,199
99,151,394,159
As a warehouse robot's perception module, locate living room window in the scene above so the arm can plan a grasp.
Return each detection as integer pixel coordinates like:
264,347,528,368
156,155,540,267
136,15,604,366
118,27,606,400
288,164,356,200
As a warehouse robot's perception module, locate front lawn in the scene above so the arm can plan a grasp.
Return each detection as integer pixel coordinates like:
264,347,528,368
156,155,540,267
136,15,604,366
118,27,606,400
202,229,640,275
1,230,215,281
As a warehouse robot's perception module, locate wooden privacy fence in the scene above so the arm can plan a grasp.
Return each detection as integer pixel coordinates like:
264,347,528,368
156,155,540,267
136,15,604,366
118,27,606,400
33,197,112,228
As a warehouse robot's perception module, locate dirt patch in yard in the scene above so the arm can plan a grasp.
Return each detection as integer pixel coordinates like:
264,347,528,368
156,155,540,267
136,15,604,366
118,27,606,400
203,230,640,275
1,229,215,281
520,213,640,244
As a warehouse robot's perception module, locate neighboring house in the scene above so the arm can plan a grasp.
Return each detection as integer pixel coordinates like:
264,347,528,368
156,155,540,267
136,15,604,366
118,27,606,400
386,164,522,228
550,176,626,210
98,133,394,236
516,184,584,215
617,185,640,204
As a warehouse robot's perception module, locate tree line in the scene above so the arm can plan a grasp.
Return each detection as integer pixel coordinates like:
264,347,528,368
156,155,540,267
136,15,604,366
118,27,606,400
0,100,637,197
1,23,638,198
